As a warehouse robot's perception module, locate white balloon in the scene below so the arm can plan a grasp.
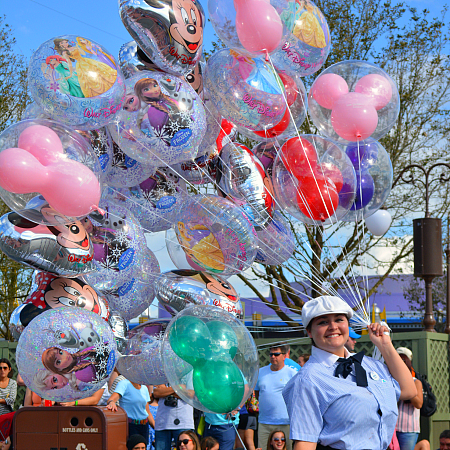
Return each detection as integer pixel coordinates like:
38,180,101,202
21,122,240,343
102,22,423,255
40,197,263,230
365,210,392,236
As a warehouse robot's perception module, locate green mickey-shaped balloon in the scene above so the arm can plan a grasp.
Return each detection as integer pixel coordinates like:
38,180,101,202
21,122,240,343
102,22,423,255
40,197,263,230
168,315,212,366
206,320,239,360
193,359,245,413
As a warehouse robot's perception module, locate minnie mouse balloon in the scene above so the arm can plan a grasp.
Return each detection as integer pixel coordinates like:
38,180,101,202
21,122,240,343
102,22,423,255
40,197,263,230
108,72,205,166
119,0,205,76
0,208,95,276
155,269,243,318
19,271,110,329
204,49,286,132
308,61,400,144
28,35,125,130
17,308,117,402
273,0,331,76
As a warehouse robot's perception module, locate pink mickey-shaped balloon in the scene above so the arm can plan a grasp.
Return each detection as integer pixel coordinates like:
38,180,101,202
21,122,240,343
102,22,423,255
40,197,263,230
0,148,47,193
17,125,64,165
235,0,283,54
355,74,393,110
312,74,349,109
46,161,101,216
331,92,378,141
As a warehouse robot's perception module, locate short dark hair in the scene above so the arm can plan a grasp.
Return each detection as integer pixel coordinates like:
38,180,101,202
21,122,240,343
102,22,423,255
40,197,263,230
299,354,310,363
0,359,12,377
201,436,218,450
440,430,450,440
270,342,290,355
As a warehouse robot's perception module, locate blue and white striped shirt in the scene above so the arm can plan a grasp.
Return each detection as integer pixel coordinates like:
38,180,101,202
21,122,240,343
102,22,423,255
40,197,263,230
282,346,401,450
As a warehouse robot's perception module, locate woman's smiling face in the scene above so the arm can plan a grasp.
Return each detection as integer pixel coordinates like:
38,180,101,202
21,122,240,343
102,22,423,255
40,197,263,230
307,313,349,356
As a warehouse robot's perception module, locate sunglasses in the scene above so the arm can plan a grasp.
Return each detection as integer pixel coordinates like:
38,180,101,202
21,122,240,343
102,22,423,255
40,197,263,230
0,367,9,370
273,438,286,442
269,352,285,357
178,439,192,446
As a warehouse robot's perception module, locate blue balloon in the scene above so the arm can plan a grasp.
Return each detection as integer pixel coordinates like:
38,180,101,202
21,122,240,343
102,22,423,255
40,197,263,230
345,139,379,170
350,171,375,210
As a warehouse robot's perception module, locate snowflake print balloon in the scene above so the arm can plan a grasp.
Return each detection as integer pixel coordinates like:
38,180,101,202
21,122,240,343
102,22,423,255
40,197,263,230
83,198,147,291
17,308,117,402
108,72,206,166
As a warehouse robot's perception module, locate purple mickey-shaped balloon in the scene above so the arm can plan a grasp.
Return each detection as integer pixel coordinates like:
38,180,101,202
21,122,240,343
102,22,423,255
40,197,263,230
351,171,375,210
346,139,379,171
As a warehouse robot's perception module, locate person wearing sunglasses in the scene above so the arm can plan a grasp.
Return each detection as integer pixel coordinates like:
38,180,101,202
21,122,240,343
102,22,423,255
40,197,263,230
177,430,200,450
255,343,297,450
0,359,16,416
283,296,417,450
267,430,287,450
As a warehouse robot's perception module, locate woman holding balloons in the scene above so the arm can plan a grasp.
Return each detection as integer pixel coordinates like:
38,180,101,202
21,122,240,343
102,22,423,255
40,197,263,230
283,296,417,450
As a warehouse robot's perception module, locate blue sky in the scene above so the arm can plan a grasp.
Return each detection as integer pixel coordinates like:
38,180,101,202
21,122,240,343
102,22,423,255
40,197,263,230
1,0,216,59
2,0,446,61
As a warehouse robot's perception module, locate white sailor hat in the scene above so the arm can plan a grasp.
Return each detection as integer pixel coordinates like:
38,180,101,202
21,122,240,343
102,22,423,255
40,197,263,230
302,295,353,329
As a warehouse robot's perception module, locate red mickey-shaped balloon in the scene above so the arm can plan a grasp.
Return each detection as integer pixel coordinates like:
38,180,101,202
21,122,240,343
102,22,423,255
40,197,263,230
281,137,318,178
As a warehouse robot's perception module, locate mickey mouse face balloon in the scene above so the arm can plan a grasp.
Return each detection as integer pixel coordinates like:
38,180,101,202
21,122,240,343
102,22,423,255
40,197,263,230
119,0,205,76
155,269,243,318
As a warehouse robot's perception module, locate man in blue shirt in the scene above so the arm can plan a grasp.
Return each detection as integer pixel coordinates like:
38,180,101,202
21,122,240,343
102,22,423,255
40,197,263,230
283,344,301,371
255,343,297,450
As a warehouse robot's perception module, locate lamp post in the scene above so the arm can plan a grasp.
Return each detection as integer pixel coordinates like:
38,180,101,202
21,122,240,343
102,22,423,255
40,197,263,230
445,217,450,334
394,163,450,332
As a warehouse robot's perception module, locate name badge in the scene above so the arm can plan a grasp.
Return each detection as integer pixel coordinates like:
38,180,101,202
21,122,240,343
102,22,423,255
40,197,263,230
370,371,380,381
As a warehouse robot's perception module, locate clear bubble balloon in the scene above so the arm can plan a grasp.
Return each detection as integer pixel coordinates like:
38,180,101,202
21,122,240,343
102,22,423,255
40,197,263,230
17,308,117,402
172,148,219,186
272,135,357,225
236,67,307,141
83,199,147,291
101,246,160,321
208,0,290,56
28,35,126,130
162,305,259,413
155,269,243,318
308,61,400,144
108,72,205,166
255,211,295,265
173,195,258,277
252,141,281,177
116,170,188,233
0,119,103,222
104,136,156,189
342,139,393,222
272,0,331,76
204,49,287,132
108,311,128,354
116,319,170,385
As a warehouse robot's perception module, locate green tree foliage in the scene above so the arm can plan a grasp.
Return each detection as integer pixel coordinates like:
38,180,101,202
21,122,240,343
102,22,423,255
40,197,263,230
0,16,32,339
233,1,450,325
0,15,29,133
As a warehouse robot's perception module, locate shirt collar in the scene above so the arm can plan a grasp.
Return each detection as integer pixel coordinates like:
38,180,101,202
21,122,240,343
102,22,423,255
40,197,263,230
311,346,354,367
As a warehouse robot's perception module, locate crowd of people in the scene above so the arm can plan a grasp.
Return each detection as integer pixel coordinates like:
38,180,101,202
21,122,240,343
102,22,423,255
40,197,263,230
0,295,448,450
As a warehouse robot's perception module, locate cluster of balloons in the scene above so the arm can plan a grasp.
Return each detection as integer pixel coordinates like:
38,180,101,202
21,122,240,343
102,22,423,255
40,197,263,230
0,0,399,412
